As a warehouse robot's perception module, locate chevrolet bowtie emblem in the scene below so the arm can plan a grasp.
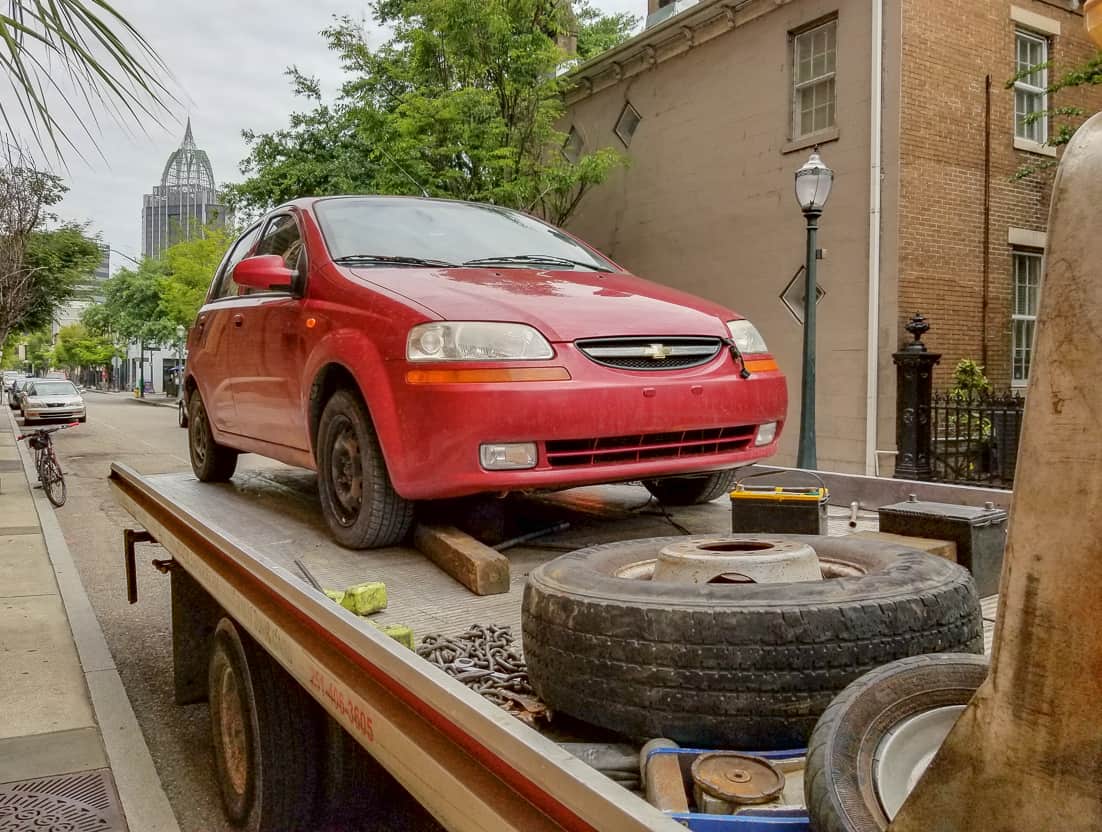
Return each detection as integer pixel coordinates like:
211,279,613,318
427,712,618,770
645,343,670,360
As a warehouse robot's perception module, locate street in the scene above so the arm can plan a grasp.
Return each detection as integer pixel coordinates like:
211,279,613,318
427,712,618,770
39,391,241,831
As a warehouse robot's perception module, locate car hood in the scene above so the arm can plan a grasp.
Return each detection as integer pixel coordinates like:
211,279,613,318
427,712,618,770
346,266,737,341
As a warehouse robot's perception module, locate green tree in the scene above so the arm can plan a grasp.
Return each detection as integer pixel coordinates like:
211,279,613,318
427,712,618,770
1010,50,1102,178
23,328,51,375
96,259,176,394
2,1,169,155
51,322,117,374
19,223,101,332
574,0,637,61
159,226,231,329
228,0,629,225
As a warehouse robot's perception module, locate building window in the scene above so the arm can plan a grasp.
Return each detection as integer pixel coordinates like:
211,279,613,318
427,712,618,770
1012,250,1042,385
562,126,584,163
792,19,836,139
1014,30,1048,144
614,102,642,147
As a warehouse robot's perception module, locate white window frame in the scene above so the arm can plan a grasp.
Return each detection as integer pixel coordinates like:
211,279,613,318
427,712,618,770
791,19,837,140
1011,249,1043,387
1014,29,1049,145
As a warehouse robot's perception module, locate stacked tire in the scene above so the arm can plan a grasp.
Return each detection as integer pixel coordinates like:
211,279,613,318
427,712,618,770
522,535,984,749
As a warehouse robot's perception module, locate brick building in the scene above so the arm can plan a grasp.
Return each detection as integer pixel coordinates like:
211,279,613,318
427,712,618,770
562,0,1102,473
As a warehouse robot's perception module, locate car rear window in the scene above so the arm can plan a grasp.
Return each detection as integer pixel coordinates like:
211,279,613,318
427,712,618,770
29,381,78,396
313,197,616,271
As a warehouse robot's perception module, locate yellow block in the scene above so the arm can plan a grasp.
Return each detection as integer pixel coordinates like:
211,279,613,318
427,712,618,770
373,623,414,650
340,582,388,615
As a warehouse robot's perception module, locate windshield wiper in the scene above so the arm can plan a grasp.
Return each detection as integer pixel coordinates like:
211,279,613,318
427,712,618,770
462,254,612,272
334,254,456,267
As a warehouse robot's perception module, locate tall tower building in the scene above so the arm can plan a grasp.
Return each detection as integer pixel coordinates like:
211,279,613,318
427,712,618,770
141,119,227,258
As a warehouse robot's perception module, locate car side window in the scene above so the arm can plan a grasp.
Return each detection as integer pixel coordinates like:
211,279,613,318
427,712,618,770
211,224,262,300
255,215,303,267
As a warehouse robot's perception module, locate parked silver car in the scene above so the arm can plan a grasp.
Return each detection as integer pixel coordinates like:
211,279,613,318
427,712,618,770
20,379,86,424
8,377,37,410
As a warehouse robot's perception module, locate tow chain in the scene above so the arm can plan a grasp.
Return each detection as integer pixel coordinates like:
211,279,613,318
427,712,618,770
417,624,548,723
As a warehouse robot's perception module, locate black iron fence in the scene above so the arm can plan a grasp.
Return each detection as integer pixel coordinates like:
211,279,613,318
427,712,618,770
930,391,1025,487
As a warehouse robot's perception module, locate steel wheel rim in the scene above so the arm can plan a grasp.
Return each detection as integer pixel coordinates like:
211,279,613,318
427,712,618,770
217,665,249,798
873,704,964,819
192,409,209,465
613,556,868,581
329,418,363,526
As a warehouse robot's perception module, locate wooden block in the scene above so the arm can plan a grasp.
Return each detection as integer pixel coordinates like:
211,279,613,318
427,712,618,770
850,530,957,563
413,524,510,595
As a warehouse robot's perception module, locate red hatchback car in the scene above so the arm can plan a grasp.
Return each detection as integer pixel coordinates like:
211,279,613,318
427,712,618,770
183,196,787,548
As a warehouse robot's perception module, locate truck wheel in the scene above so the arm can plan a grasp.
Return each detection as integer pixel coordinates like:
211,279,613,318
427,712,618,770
317,389,413,549
522,535,983,749
208,619,322,832
189,393,237,482
642,469,738,505
804,653,988,832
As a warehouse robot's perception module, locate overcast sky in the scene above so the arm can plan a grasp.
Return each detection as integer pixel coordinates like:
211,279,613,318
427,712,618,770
25,0,642,268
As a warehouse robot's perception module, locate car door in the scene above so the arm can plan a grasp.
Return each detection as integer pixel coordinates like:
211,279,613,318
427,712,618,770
191,224,262,432
229,213,311,451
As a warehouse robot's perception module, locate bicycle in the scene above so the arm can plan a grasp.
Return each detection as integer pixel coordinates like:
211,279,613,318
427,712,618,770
17,421,77,508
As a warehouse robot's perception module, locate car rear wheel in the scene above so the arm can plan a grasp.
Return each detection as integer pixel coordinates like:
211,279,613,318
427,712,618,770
317,389,414,549
642,469,739,505
189,392,238,482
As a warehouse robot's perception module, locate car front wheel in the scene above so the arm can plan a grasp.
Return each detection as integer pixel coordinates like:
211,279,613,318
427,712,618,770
642,469,739,505
317,389,413,549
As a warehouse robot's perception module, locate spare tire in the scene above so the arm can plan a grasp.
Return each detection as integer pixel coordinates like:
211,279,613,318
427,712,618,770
521,535,983,749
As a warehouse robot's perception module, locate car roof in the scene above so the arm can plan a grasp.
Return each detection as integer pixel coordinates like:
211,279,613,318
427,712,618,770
276,194,515,214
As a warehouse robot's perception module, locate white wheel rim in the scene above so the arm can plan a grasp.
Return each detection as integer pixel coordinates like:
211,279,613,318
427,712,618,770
874,705,964,819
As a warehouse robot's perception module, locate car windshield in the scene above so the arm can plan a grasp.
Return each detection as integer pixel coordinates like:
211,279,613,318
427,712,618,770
314,197,617,272
30,381,77,397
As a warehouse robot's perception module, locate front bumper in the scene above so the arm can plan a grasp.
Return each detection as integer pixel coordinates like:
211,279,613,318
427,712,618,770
381,347,787,500
24,406,85,421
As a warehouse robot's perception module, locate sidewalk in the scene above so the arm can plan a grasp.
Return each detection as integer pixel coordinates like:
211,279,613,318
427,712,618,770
92,389,178,409
0,405,178,831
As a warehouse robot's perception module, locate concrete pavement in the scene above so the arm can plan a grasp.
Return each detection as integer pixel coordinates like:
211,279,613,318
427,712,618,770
0,404,178,831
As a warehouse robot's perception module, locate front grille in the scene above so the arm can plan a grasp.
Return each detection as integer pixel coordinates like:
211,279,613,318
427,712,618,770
576,337,724,371
545,425,756,468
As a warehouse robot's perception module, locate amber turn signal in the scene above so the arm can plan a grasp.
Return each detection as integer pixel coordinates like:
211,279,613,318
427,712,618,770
405,367,571,384
743,358,779,373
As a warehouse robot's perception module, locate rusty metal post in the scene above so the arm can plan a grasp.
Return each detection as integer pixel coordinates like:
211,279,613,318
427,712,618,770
892,314,940,481
890,113,1102,832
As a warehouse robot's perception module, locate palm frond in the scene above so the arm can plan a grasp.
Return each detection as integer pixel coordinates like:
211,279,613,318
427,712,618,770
1,0,174,158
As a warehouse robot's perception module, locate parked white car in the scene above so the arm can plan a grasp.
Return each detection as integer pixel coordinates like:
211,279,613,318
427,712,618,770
20,380,87,424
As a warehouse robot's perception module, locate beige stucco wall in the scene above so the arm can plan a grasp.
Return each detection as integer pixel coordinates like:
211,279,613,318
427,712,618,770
565,1,877,472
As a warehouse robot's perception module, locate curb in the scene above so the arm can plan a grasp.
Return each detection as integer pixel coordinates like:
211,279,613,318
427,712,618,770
8,409,181,832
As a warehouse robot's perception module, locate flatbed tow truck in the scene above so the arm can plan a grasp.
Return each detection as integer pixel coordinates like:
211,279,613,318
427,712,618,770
108,463,1003,832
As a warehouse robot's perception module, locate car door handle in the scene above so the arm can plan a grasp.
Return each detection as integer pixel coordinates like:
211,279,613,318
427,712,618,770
233,314,244,328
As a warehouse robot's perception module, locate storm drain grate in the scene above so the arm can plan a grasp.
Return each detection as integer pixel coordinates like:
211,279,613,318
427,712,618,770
0,769,127,831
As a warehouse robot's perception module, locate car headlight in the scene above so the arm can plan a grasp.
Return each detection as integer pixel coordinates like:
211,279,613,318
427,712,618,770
407,322,554,361
726,320,769,354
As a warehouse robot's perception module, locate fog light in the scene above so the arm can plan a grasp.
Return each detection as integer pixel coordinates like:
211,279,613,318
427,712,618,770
480,442,538,470
755,422,778,447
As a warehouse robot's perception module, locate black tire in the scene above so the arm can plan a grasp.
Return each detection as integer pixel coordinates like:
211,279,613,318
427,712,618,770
805,653,988,832
522,535,983,749
208,619,323,832
316,389,413,549
642,469,738,505
189,392,238,482
40,456,66,508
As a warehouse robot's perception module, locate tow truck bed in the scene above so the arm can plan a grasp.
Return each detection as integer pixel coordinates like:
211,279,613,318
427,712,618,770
108,462,999,830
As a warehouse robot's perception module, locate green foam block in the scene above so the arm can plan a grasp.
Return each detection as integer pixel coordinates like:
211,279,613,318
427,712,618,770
373,623,414,650
324,590,346,605
340,581,388,615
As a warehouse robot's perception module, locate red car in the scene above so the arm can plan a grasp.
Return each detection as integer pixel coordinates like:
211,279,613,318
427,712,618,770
183,196,787,548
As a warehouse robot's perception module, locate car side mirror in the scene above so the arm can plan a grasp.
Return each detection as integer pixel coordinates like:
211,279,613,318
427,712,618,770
233,255,295,292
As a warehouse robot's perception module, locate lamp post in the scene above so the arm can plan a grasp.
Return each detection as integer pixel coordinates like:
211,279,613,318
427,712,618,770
794,148,834,470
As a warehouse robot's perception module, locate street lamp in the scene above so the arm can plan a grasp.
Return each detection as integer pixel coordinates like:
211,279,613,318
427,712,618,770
794,148,833,470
